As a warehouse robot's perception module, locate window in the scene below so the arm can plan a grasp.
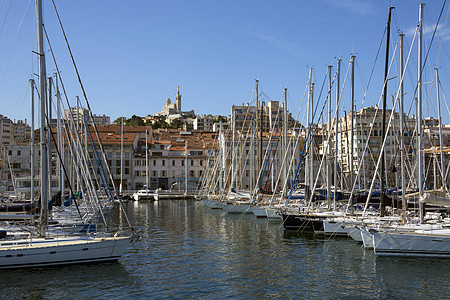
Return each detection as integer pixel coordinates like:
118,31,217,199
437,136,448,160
125,160,130,167
181,160,185,166
17,150,21,156
152,170,157,177
172,160,175,166
190,170,195,177
191,160,194,166
199,170,203,176
190,151,203,156
162,160,165,166
135,160,141,167
135,171,140,177
125,168,129,175
153,160,156,166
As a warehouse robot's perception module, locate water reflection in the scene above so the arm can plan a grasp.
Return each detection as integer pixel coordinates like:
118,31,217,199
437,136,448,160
1,200,449,298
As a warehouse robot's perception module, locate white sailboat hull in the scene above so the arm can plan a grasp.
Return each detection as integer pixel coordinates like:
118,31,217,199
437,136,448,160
252,207,282,221
222,204,254,214
0,235,131,269
323,219,349,237
373,229,450,258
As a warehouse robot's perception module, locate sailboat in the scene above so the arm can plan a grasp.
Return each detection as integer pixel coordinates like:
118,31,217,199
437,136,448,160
0,0,131,269
132,129,157,200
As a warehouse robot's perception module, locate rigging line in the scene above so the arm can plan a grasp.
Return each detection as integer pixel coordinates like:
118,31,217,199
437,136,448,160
12,82,30,121
415,0,447,105
42,27,120,224
0,0,12,38
33,81,84,223
359,24,387,108
434,0,450,67
286,70,329,207
0,0,32,87
50,0,123,203
439,80,450,117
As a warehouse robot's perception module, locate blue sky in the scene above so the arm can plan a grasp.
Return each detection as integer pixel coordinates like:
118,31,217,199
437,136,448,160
1,0,450,124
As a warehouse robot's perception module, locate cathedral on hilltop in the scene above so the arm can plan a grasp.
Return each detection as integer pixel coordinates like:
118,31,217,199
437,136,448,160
155,86,195,118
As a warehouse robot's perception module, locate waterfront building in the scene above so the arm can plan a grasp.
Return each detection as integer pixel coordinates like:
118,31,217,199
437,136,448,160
64,107,111,126
193,115,215,131
321,105,434,190
231,101,292,134
92,114,111,126
0,115,31,158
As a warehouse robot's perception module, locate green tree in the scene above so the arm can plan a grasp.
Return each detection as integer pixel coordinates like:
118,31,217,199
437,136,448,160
113,116,127,124
127,115,145,126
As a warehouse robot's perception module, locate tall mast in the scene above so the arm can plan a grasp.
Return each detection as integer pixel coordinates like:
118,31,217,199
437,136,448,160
418,3,424,223
47,76,52,200
327,65,332,209
305,68,313,200
37,0,48,236
255,79,259,192
219,121,223,193
400,33,407,223
56,73,64,198
232,106,235,189
310,82,315,195
334,59,340,210
30,79,35,202
120,117,124,194
350,55,355,194
283,88,288,202
435,68,446,191
380,7,393,217
146,129,149,190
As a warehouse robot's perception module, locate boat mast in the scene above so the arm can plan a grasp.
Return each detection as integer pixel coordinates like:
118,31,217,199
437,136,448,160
350,56,355,196
36,0,48,236
334,59,340,210
380,7,393,217
146,129,149,190
56,73,64,199
283,88,288,202
30,79,35,202
435,68,446,191
120,117,124,194
255,79,259,193
418,3,424,223
48,76,52,200
399,32,407,223
232,106,235,189
327,65,332,209
306,68,313,200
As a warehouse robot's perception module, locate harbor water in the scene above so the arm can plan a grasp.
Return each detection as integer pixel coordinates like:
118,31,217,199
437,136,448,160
1,199,449,299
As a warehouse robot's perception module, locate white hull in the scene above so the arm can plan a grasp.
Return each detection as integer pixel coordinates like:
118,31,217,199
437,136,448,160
222,204,254,214
202,200,225,209
0,235,131,269
373,229,450,257
323,219,349,237
342,225,363,242
132,190,156,201
252,207,282,221
361,227,374,249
